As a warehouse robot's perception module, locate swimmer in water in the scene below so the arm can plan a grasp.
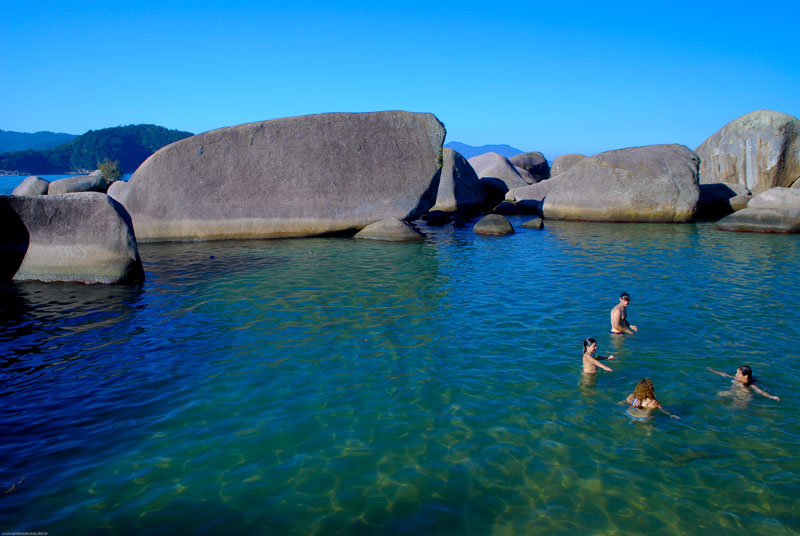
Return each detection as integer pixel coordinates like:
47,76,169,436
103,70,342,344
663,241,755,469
626,378,678,418
610,292,637,334
582,337,614,373
708,366,780,401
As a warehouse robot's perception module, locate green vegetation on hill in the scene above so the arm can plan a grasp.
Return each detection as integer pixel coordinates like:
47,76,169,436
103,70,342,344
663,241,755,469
0,124,194,174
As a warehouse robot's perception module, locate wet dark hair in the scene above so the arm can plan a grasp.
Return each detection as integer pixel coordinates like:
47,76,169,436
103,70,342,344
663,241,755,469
632,378,656,403
739,365,753,384
620,292,630,300
583,338,596,352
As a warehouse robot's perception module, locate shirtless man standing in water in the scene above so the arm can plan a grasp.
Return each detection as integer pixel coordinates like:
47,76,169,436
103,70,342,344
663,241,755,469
610,292,637,334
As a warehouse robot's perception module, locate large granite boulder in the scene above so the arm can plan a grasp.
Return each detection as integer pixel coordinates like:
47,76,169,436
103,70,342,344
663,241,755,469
12,176,50,196
430,148,486,213
550,154,586,177
696,110,800,195
354,218,425,241
510,152,550,181
542,144,700,222
48,170,108,195
110,111,445,241
716,188,800,233
0,193,144,283
468,152,536,187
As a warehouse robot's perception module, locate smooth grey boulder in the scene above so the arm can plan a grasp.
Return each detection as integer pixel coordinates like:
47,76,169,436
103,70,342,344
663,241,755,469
473,214,515,236
468,152,536,188
696,110,800,195
510,152,550,181
697,183,751,220
430,148,486,214
110,111,445,241
48,170,108,195
717,187,800,233
542,144,700,222
522,217,544,230
0,192,144,283
550,154,586,177
354,218,425,241
13,176,50,196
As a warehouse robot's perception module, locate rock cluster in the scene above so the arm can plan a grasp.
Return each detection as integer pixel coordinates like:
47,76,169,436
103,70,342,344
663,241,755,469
716,188,800,233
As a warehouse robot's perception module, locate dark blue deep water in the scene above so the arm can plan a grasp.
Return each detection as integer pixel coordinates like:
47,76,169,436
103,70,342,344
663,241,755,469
1,219,798,535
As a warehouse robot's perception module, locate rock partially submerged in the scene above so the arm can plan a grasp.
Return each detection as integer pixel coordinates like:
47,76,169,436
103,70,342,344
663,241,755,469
12,176,50,196
714,188,800,233
430,148,486,214
473,214,515,236
111,111,445,241
542,144,700,222
354,218,425,241
716,188,800,233
696,110,800,195
506,180,559,215
0,193,144,283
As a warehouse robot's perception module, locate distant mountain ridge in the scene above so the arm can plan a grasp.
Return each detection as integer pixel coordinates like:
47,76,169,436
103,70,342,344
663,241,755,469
0,124,194,175
0,129,78,153
444,141,523,159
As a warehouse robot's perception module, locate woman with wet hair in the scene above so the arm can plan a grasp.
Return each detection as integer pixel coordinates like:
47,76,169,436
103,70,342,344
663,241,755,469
626,378,678,418
709,366,780,401
581,337,614,374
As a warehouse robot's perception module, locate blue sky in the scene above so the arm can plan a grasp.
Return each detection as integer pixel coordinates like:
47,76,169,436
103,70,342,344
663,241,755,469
2,0,799,157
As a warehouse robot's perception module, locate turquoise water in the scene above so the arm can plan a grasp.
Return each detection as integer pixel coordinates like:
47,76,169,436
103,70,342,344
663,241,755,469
1,219,798,535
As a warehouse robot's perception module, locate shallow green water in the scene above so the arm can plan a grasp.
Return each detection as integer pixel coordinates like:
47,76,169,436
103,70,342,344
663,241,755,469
1,219,798,534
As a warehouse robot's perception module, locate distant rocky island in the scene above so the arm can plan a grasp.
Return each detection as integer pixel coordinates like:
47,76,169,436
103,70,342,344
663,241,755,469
0,129,78,153
0,124,194,175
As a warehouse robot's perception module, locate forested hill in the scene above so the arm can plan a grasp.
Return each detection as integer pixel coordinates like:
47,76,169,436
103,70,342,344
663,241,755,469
0,124,194,174
0,129,78,152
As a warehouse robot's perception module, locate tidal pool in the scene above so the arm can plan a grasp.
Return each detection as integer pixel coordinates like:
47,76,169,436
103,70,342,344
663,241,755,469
1,218,797,535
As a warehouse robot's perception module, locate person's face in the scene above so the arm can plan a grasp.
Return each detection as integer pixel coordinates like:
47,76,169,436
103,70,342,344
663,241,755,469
587,342,597,354
735,368,749,383
620,296,630,307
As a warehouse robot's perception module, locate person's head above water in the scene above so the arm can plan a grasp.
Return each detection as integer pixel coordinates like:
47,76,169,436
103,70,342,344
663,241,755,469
583,337,597,353
736,365,754,385
632,378,656,400
619,292,630,303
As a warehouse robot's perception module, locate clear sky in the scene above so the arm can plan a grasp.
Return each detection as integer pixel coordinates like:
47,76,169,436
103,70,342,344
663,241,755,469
2,0,799,158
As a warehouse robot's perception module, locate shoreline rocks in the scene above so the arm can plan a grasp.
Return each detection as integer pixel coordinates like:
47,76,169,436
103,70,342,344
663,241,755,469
696,110,800,195
0,193,144,283
717,187,800,233
110,111,445,242
542,144,700,222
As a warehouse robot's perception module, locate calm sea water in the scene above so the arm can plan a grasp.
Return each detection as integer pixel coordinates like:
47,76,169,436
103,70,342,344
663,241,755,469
1,219,798,535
